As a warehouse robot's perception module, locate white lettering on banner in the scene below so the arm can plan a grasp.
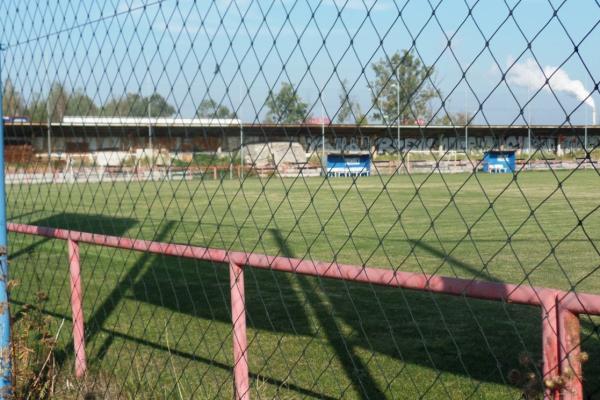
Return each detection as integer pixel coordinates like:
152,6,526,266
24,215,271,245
305,135,600,153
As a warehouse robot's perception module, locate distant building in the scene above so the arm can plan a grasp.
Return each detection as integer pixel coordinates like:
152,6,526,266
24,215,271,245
3,117,599,157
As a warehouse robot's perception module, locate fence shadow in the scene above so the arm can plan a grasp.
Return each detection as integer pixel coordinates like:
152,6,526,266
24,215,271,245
124,228,592,398
128,254,313,337
266,229,541,398
9,212,137,260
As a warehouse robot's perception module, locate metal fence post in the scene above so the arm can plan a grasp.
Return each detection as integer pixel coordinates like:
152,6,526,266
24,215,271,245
230,261,249,400
67,239,86,378
0,43,12,399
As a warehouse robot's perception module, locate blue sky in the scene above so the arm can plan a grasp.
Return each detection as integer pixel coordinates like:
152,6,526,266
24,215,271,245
0,0,599,125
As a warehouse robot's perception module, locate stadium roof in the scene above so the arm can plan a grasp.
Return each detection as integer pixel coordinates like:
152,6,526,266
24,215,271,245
61,116,241,127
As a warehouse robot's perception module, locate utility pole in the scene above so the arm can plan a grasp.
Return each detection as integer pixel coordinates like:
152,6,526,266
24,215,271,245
396,67,401,167
148,102,153,153
239,83,244,180
321,99,325,169
464,84,468,153
585,106,588,152
47,110,51,161
527,87,532,154
46,48,52,164
240,119,244,180
44,47,52,164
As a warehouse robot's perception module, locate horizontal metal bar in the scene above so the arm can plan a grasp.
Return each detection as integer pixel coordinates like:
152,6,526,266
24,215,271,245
8,222,600,315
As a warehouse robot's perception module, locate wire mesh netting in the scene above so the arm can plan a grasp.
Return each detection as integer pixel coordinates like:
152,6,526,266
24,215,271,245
0,0,599,399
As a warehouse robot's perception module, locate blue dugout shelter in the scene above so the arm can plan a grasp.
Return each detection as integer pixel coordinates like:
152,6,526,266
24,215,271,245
482,150,516,173
326,153,371,177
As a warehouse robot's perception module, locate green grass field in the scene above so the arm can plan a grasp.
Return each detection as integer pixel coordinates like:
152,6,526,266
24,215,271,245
6,170,600,398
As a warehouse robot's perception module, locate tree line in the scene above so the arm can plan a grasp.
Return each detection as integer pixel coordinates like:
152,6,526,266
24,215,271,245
3,81,177,122
3,50,470,125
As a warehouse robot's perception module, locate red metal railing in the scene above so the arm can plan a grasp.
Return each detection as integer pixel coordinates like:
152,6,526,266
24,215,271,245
8,222,600,400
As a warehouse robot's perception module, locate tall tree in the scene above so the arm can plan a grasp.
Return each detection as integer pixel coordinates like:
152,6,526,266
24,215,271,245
3,79,26,116
47,82,69,122
25,93,48,122
196,98,235,118
370,50,436,123
102,93,144,117
265,82,309,123
102,92,175,117
66,89,98,116
434,111,472,126
23,87,98,121
337,79,367,124
146,93,176,117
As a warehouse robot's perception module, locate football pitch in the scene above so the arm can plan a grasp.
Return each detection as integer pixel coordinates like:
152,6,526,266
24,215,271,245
6,170,600,398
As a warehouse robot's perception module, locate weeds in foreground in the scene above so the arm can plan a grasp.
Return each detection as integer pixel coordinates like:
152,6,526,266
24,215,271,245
11,286,61,400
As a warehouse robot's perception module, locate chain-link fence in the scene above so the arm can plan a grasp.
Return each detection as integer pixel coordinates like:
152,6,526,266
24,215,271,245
0,0,599,399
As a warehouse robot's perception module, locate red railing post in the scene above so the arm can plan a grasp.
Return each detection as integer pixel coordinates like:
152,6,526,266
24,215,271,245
230,261,249,400
541,294,559,400
67,239,87,378
558,306,582,400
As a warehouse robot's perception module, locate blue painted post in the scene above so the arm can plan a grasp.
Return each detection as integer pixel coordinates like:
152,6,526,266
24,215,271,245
0,43,12,398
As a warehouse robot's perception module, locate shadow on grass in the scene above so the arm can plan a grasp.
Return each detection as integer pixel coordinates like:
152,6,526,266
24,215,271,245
126,228,576,398
408,238,502,283
268,229,386,399
25,212,137,236
9,212,137,260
